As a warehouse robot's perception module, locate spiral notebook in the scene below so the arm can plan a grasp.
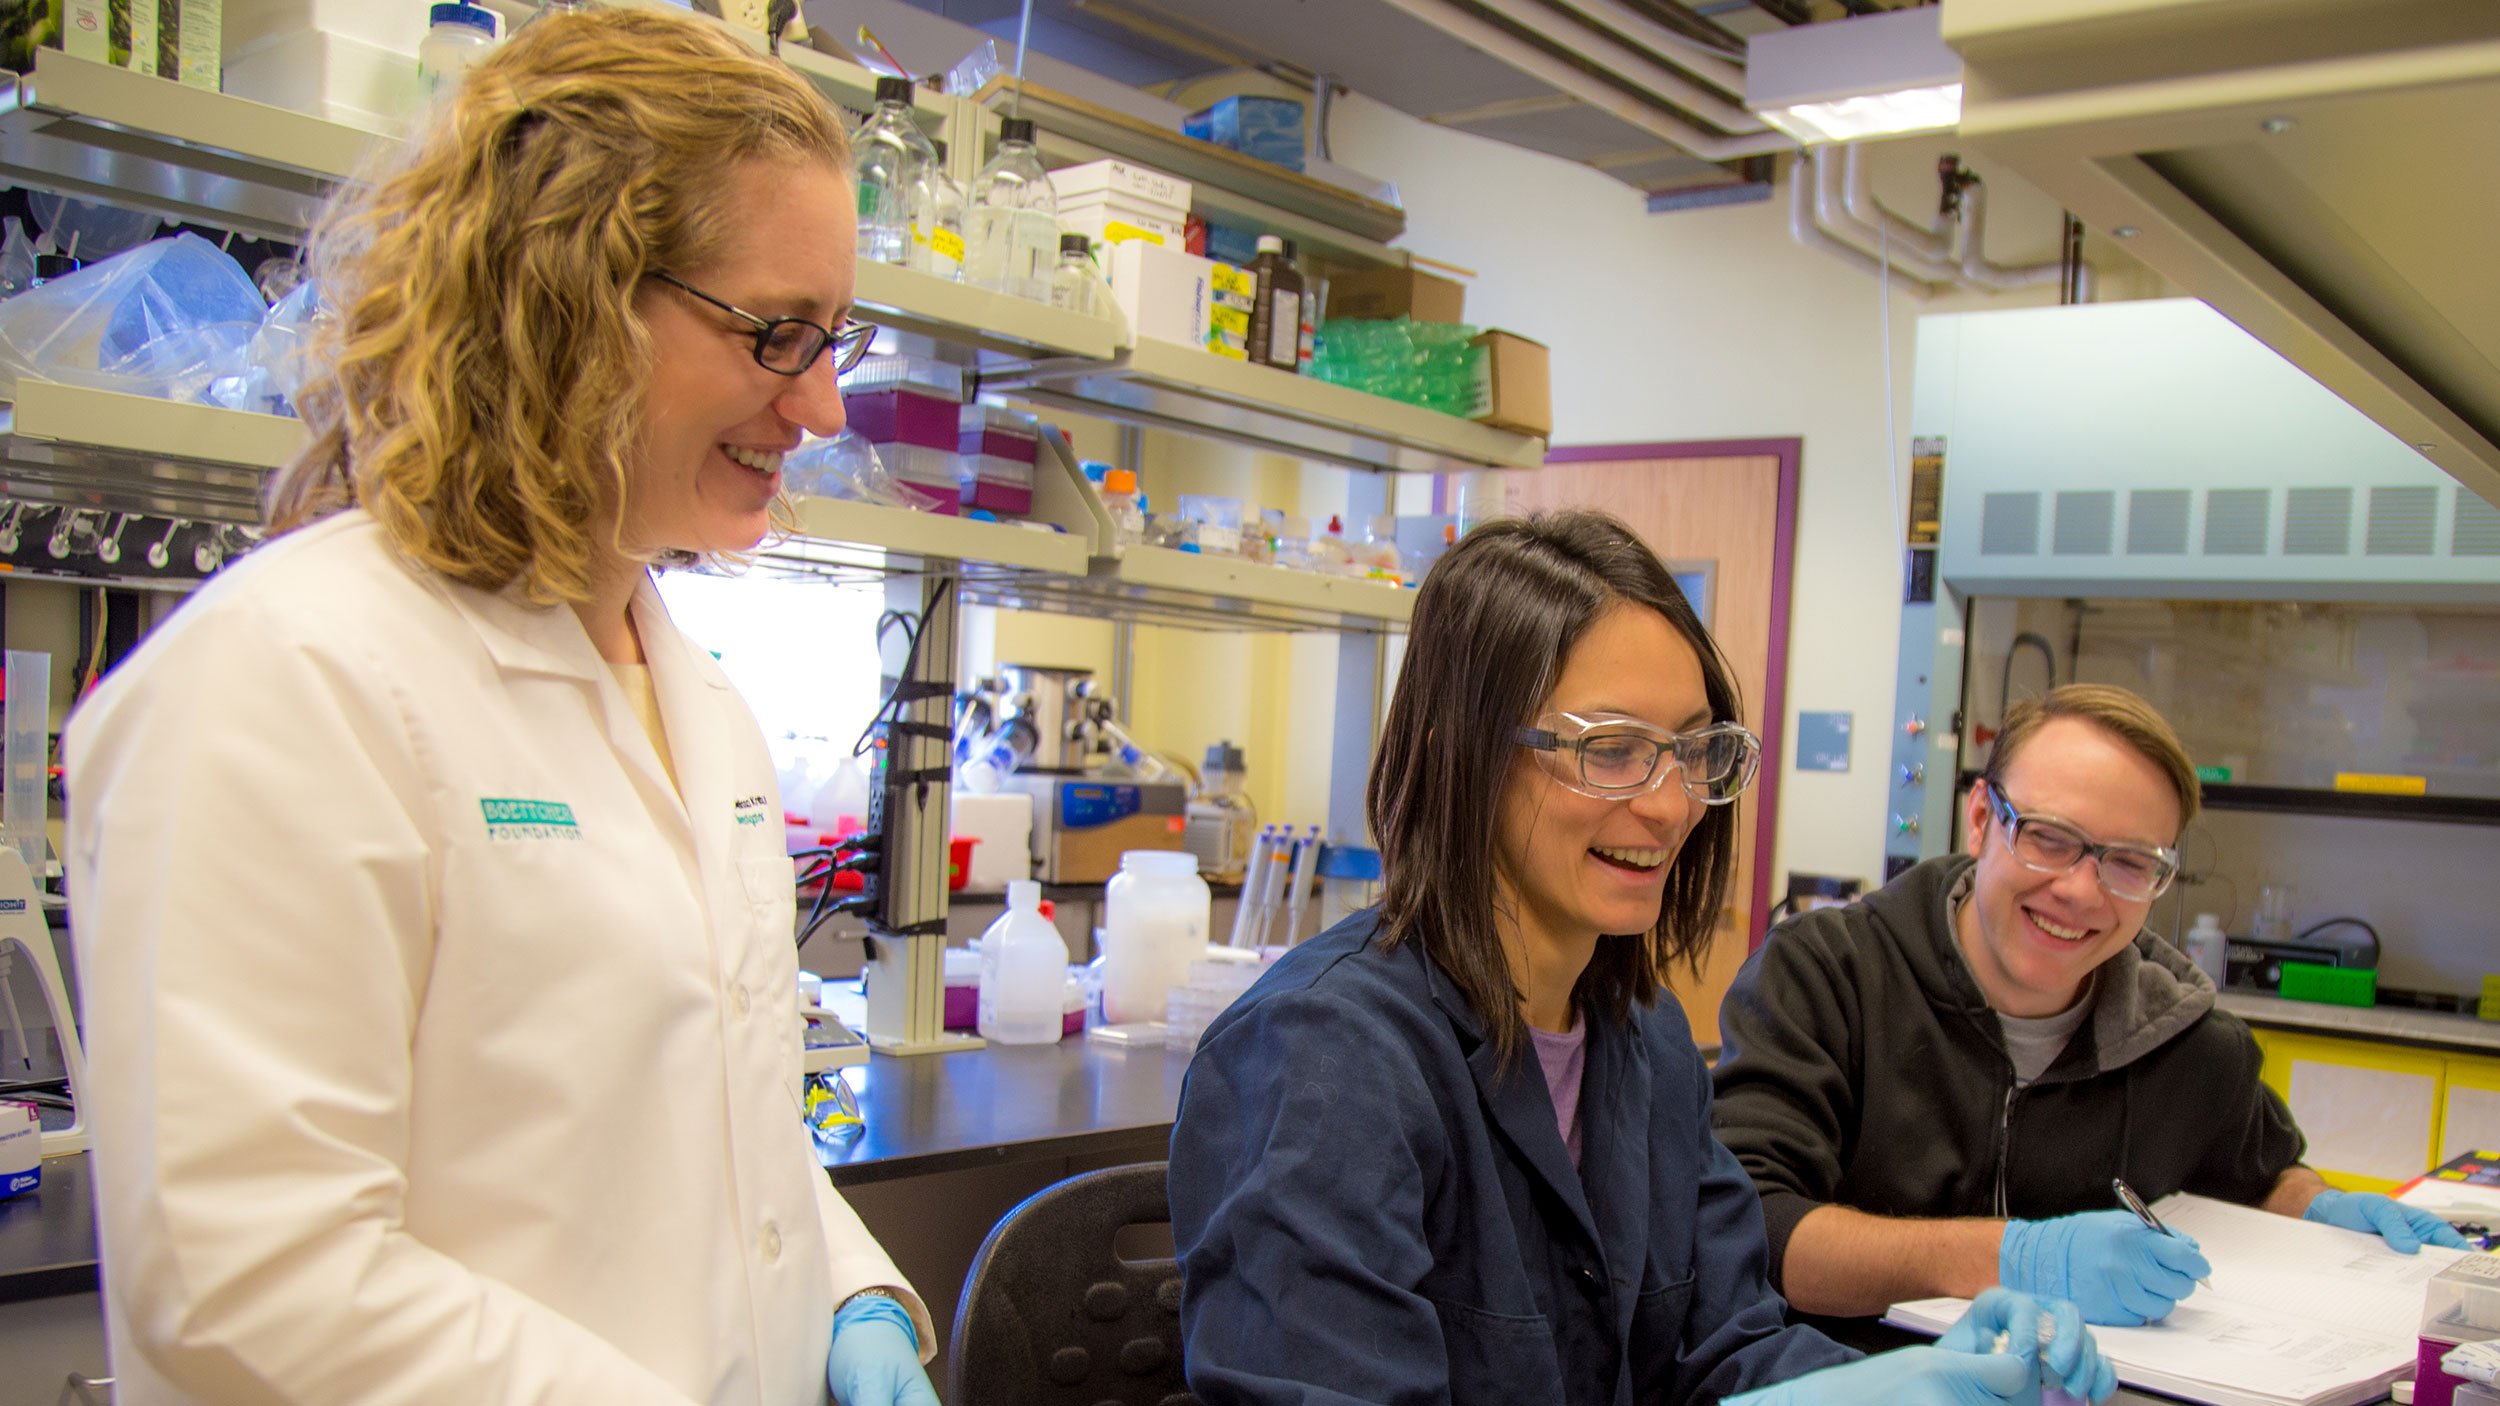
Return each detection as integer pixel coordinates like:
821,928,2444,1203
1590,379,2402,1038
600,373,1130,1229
1886,1194,2471,1406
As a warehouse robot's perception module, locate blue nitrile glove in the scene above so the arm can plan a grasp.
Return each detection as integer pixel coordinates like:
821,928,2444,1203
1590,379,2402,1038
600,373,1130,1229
2304,1189,2475,1253
826,1294,940,1406
1938,1288,2120,1404
1721,1346,2033,1406
2000,1210,2212,1326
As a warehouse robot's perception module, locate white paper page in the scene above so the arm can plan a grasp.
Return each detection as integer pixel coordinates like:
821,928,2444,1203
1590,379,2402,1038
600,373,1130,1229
2401,1178,2500,1219
2156,1192,2468,1340
2083,1301,2414,1401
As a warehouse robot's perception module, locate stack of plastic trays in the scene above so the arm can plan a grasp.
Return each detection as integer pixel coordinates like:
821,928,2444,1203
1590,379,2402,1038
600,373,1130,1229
958,404,1039,515
842,356,968,513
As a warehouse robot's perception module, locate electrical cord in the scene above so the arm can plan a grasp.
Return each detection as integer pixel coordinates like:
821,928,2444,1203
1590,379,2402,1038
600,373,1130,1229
2293,916,2381,967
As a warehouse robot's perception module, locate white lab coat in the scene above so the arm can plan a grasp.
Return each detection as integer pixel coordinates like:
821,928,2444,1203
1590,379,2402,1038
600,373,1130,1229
62,510,931,1405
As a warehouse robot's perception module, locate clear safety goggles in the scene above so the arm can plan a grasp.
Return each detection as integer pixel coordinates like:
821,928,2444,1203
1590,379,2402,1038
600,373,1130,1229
1981,782,2181,902
1513,712,1761,805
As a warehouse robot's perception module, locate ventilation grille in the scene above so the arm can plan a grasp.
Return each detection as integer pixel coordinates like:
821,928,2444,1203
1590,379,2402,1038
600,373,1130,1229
2053,491,2114,555
2459,495,2500,557
2283,487,2353,555
1980,492,2039,556
2127,490,2190,555
2364,486,2438,556
2203,489,2270,555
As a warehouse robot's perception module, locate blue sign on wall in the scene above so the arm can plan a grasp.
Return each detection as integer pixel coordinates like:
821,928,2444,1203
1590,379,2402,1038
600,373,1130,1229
1797,711,1853,773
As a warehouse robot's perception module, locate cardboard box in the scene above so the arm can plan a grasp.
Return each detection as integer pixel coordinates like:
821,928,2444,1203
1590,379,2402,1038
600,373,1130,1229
1327,266,1465,325
1105,241,1213,352
0,1100,38,1201
38,0,221,88
1058,197,1184,257
1470,330,1551,437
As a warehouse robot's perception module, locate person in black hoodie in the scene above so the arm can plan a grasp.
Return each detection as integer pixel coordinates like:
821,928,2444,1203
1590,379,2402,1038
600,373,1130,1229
1711,684,2467,1333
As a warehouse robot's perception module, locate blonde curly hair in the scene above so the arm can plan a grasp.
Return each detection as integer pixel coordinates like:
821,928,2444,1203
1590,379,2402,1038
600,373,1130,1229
265,7,851,604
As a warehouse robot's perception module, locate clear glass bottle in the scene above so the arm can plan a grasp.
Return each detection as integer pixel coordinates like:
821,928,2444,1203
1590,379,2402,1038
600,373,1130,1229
515,0,593,32
965,117,1060,303
854,77,935,269
1184,741,1258,884
907,137,966,282
1048,233,1097,317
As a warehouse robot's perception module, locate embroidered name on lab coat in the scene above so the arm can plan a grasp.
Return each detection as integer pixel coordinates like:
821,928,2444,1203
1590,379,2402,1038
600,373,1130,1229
733,795,770,827
480,798,583,841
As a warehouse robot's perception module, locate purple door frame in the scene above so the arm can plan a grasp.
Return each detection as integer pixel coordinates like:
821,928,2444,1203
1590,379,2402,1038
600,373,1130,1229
1518,437,1803,952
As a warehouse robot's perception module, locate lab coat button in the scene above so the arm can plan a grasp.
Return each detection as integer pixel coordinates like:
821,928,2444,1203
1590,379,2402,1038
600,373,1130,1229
731,984,751,1019
760,1221,781,1262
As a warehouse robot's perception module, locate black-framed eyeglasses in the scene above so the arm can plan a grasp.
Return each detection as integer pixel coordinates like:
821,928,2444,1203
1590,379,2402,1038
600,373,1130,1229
652,271,877,376
1513,712,1762,806
1979,781,2180,902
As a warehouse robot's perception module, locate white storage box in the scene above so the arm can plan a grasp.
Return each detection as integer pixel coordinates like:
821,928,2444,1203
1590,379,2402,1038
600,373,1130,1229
221,27,419,136
952,791,1034,890
1058,196,1184,254
1049,159,1191,214
1104,241,1213,352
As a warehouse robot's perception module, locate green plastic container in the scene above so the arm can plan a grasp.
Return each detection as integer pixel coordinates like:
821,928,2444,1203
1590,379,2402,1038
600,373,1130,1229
2278,961,2376,1008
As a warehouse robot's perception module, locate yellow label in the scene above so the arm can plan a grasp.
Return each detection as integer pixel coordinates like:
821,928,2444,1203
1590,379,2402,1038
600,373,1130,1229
1211,264,1256,298
2333,772,2428,795
1209,306,1251,336
932,227,965,262
1101,221,1165,246
2482,976,2500,1022
1204,339,1249,361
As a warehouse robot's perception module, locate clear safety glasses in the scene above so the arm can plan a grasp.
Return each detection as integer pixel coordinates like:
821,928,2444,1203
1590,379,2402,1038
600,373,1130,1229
1981,782,2180,902
1514,712,1762,806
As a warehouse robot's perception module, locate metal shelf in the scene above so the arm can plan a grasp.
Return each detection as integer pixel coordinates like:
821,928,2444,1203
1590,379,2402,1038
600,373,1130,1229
851,260,1121,363
1,380,303,522
1004,337,1547,476
2199,783,2500,828
769,494,1092,579
0,49,372,243
978,77,1408,252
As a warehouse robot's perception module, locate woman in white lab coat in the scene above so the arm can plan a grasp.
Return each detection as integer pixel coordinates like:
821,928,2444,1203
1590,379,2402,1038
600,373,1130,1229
61,11,937,1405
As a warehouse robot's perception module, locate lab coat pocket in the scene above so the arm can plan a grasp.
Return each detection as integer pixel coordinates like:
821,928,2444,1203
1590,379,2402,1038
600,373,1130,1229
1627,1271,1697,1390
739,855,798,944
1427,1297,1566,1406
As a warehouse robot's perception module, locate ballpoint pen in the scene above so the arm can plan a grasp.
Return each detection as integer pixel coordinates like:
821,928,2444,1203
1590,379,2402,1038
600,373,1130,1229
2113,1177,2215,1290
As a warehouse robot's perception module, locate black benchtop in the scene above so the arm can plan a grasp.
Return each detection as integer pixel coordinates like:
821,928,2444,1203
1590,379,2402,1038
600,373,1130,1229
823,1034,1185,1187
0,1150,98,1304
3,1036,1187,1301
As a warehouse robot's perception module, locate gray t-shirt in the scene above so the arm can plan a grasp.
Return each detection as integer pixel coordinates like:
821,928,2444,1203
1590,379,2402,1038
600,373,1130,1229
1948,869,2094,1084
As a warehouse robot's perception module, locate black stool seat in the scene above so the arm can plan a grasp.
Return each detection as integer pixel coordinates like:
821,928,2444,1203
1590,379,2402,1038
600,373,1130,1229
949,1162,1198,1406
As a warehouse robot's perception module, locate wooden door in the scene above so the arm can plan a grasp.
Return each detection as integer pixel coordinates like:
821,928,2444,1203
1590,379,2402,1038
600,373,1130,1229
1496,445,1794,1046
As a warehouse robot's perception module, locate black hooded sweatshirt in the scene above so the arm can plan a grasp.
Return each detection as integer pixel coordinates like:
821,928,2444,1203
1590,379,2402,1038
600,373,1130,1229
1710,855,2305,1291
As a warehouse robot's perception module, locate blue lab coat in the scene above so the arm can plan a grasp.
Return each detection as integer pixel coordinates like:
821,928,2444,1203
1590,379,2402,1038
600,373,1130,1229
1168,910,1856,1406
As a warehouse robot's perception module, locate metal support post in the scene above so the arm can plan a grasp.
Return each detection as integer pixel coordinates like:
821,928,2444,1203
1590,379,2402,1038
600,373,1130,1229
862,565,981,1055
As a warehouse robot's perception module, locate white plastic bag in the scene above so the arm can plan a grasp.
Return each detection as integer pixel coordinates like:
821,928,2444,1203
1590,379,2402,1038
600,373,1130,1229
203,281,330,418
0,233,268,403
783,429,941,511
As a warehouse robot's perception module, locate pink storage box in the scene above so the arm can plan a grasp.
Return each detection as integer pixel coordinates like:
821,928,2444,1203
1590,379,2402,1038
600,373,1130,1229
959,427,1039,462
847,389,960,450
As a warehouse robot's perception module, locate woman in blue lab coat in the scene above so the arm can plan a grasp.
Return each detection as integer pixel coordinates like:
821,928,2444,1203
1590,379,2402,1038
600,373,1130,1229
1167,511,2116,1406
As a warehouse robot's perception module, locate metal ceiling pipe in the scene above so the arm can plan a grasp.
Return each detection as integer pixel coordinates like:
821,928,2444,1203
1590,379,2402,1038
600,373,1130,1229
1367,0,1794,160
1843,142,1955,265
1535,0,1749,101
1812,146,1964,283
1959,179,2077,296
1789,152,1937,298
1466,0,1767,132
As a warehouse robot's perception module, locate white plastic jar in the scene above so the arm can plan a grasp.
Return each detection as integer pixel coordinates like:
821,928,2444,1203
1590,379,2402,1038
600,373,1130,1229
1102,850,1210,1025
418,4,499,101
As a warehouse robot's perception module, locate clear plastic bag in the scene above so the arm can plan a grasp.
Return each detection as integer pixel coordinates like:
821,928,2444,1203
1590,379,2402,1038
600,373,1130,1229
782,429,941,511
202,281,329,418
0,233,267,403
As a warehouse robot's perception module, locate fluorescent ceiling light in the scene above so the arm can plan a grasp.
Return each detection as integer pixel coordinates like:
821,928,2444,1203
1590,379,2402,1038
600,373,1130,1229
1746,7,1963,144
1756,82,1962,144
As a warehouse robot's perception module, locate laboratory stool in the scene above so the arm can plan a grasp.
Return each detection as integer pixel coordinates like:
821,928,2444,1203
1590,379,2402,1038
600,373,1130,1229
948,1161,1196,1406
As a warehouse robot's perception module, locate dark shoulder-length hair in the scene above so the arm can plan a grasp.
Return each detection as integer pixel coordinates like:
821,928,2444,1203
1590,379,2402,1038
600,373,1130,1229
1366,510,1744,1060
